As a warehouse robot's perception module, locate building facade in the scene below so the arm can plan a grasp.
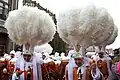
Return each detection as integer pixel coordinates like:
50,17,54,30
0,0,19,54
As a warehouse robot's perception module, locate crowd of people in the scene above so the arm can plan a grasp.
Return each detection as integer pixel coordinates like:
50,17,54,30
2,1,119,80
0,47,120,80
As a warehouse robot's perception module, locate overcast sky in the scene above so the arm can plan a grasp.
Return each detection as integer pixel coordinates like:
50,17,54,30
18,0,120,49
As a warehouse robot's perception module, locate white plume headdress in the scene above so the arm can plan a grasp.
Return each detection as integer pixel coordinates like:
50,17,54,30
100,25,118,47
57,4,114,53
97,25,118,52
5,6,56,54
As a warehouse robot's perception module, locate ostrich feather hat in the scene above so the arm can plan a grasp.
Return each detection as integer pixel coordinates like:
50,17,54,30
5,6,56,54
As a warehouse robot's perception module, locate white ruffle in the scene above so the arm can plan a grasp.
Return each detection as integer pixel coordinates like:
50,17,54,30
66,58,77,80
34,43,53,54
91,67,103,80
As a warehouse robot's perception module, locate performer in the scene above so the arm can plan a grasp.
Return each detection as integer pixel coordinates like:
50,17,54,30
111,54,120,80
65,51,104,80
0,53,10,80
94,52,112,80
77,57,101,80
65,56,78,80
5,3,56,80
12,44,43,80
90,62,103,80
9,50,16,60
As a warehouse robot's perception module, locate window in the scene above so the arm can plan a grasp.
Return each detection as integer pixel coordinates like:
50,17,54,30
0,0,9,20
0,45,5,54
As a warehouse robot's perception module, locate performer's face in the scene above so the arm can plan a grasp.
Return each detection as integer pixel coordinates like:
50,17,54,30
98,53,104,58
91,63,96,72
114,57,119,62
23,54,32,62
41,55,46,60
75,58,83,66
118,55,120,60
10,54,15,58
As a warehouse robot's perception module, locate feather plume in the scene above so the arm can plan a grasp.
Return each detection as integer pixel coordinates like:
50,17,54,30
5,6,56,45
100,25,118,46
56,4,114,48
